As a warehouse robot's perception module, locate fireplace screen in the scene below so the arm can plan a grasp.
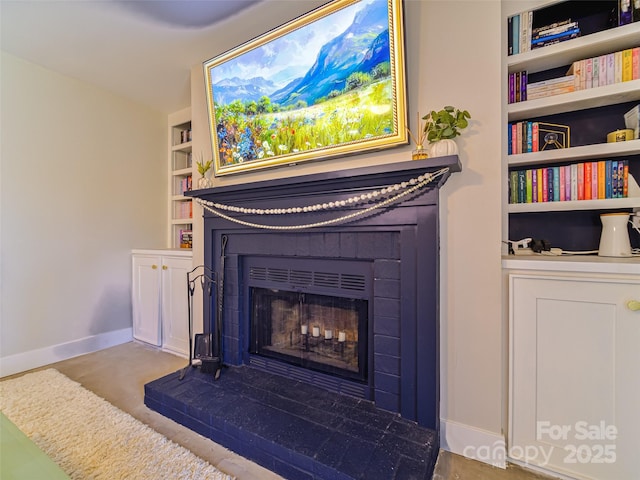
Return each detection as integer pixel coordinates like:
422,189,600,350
250,288,368,382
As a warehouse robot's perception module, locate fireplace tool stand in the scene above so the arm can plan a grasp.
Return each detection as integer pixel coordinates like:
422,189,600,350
178,265,221,380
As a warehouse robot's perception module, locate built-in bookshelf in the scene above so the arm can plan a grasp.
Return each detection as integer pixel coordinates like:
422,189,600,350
503,0,640,255
168,108,193,249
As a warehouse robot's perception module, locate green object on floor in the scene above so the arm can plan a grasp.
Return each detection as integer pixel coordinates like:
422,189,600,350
0,412,69,479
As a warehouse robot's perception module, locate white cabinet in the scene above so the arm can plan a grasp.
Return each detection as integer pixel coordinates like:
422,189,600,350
509,271,640,479
132,249,192,356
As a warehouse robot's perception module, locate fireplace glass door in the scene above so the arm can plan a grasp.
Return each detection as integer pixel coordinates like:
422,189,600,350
250,287,368,382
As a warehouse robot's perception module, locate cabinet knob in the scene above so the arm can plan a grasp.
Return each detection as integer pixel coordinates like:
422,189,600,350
627,300,640,311
152,265,158,269
162,265,168,270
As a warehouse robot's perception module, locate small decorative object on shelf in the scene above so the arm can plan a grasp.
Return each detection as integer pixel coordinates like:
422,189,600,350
422,106,471,157
196,155,213,189
407,113,428,160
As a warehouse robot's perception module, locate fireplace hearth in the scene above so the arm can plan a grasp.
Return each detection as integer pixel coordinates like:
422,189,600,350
146,157,460,480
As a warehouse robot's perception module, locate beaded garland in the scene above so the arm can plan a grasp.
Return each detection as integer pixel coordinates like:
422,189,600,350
195,167,449,230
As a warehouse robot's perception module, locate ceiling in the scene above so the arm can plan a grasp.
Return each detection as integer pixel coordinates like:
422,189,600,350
0,0,327,114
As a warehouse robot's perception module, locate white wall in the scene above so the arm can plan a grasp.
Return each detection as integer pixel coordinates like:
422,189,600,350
0,52,167,376
190,0,505,463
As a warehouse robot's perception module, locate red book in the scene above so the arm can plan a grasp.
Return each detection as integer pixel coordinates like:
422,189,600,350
623,160,629,197
584,162,592,199
559,166,566,201
633,47,639,80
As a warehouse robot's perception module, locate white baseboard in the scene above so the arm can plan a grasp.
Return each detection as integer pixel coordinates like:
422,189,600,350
440,418,507,468
0,328,133,378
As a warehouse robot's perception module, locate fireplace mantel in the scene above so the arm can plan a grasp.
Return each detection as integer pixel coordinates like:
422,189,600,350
186,155,461,205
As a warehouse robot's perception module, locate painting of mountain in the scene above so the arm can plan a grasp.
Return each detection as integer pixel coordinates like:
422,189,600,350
203,0,407,176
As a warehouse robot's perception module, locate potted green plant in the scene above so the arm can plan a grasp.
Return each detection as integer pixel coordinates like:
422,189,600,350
422,106,471,157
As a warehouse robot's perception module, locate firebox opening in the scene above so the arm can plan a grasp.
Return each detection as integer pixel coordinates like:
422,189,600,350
250,287,368,383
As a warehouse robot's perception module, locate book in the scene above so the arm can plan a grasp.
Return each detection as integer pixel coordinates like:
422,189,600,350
585,58,593,89
592,56,599,86
607,53,615,85
577,163,584,200
633,47,639,80
623,160,629,197
508,15,513,56
537,168,544,202
598,55,607,87
591,161,599,200
598,161,606,199
615,51,623,83
512,14,520,54
510,171,518,203
620,0,633,25
622,49,633,81
584,162,592,200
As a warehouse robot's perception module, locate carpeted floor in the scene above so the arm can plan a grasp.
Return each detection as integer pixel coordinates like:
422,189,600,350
0,369,231,480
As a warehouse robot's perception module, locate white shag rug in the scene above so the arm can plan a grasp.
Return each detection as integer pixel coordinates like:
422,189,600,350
0,368,233,480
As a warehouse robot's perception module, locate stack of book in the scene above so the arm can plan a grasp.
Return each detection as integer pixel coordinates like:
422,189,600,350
176,202,192,220
531,19,580,50
509,160,630,204
508,11,581,55
527,75,575,100
179,229,193,249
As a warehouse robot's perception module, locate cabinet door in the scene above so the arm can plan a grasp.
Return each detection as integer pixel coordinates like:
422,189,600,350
509,274,640,479
132,255,162,346
160,256,191,356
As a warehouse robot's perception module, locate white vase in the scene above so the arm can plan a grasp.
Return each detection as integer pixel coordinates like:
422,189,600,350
198,176,212,189
598,212,631,257
428,139,458,157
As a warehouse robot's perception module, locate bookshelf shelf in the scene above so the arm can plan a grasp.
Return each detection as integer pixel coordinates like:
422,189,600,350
507,22,640,74
509,196,640,213
172,140,192,152
507,139,640,167
172,167,192,176
507,80,640,121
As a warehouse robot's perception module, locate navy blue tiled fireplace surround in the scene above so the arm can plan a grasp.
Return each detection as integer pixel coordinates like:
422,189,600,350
145,157,461,480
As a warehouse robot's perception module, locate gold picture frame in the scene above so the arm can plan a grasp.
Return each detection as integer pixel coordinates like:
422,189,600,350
203,0,407,176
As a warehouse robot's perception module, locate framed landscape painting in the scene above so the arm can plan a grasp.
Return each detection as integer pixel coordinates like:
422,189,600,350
203,0,407,176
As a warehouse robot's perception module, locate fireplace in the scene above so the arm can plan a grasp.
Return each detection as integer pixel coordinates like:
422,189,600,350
145,157,460,479
188,156,460,428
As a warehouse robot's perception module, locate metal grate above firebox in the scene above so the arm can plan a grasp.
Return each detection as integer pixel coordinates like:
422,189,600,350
248,266,367,292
